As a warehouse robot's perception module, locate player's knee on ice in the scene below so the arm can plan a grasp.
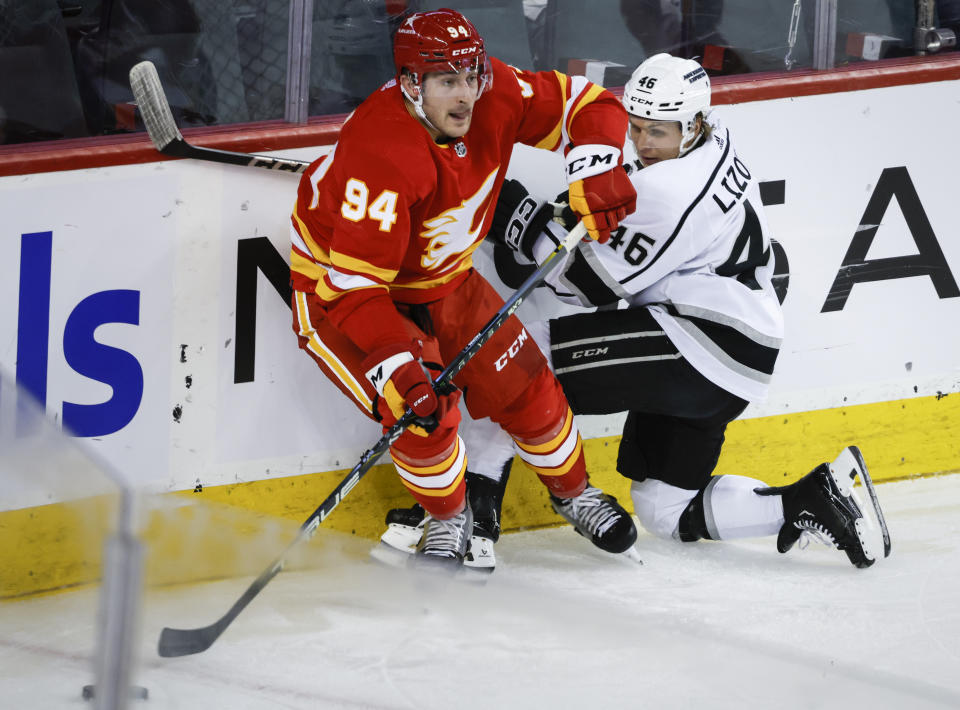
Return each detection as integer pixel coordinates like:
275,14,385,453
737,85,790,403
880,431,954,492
631,476,785,542
630,479,697,540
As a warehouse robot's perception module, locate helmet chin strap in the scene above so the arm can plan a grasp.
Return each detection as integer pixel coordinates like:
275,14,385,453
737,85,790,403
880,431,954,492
677,114,705,157
677,133,697,157
401,74,442,137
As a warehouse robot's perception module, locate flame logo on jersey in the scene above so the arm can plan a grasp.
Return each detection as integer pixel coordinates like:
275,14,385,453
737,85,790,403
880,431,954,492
420,168,498,270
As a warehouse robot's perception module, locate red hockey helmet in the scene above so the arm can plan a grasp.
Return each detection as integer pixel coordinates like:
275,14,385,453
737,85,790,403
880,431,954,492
393,8,493,96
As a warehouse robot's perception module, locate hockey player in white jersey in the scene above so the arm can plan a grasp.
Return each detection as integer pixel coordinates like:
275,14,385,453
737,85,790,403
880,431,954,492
380,53,890,570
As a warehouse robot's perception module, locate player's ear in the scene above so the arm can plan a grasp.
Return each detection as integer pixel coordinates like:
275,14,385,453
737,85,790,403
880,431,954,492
400,73,420,101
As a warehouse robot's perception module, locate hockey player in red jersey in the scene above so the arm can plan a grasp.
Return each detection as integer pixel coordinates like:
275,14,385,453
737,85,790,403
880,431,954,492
289,9,638,568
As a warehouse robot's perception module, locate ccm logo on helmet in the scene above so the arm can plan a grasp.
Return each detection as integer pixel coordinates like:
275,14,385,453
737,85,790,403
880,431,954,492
451,47,478,57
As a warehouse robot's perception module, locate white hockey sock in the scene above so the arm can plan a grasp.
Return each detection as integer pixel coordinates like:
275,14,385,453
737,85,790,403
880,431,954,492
630,479,697,540
704,475,785,540
460,410,514,481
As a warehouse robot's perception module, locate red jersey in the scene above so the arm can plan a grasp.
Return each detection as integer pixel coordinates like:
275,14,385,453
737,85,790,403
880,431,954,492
290,57,626,353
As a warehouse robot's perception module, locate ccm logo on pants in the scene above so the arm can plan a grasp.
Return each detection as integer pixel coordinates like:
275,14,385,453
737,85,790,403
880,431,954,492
495,328,529,371
571,347,608,359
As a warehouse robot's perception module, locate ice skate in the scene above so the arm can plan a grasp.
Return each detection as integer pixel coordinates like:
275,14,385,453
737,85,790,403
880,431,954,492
757,446,891,568
412,503,473,570
377,469,506,571
376,502,498,572
550,484,638,554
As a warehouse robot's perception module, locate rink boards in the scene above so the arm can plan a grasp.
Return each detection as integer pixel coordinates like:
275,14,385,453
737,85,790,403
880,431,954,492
2,64,959,597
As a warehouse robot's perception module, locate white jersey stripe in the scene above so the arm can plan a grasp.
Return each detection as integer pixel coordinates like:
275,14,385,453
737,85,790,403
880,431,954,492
308,142,337,210
294,292,372,412
392,437,466,489
328,267,380,291
513,423,580,469
290,223,311,255
671,317,773,384
670,303,783,348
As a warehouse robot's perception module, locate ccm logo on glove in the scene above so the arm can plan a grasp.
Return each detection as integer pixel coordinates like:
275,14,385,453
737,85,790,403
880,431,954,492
566,146,617,179
505,196,541,252
565,144,637,244
361,340,461,436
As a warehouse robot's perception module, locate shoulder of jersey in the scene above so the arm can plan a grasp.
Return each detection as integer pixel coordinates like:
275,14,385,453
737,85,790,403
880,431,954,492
341,82,429,158
485,56,527,104
489,56,518,82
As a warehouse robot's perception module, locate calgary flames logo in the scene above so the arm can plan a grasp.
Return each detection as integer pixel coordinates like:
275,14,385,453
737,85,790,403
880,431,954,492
420,168,498,270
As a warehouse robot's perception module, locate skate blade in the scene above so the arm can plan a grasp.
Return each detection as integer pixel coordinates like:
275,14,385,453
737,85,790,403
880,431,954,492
369,522,422,568
847,445,892,558
379,522,421,555
373,526,496,575
405,552,492,585
463,535,496,573
369,540,414,569
621,545,644,566
830,446,892,564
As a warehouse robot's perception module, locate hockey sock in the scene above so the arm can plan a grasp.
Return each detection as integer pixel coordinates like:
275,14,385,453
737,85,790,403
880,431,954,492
679,475,785,541
390,433,467,519
630,479,698,540
512,407,587,498
460,412,515,480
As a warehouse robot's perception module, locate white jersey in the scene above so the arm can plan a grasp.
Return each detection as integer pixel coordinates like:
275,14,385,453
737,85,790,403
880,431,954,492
531,117,784,402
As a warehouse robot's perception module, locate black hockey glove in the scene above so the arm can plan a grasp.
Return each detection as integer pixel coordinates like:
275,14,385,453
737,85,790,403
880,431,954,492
491,179,555,262
492,240,537,289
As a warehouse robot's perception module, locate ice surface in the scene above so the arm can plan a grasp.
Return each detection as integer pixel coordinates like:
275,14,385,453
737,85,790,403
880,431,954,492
1,475,958,709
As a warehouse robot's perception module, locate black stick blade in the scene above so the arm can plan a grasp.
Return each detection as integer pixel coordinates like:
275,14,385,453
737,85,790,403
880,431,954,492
157,563,280,657
157,622,225,657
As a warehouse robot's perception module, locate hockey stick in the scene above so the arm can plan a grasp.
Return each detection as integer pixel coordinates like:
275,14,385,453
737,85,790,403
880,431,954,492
156,220,589,657
128,60,309,173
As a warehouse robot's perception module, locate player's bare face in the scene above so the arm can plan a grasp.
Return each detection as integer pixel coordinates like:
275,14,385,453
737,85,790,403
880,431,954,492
629,117,684,166
420,70,480,139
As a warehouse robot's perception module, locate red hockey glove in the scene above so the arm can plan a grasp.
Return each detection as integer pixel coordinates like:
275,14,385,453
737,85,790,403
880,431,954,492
361,340,460,435
565,144,637,244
